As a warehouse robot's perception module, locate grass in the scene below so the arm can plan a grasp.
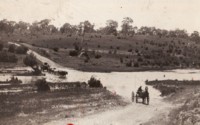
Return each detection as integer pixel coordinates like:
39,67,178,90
12,32,200,72
1,32,200,71
145,80,200,125
0,81,127,125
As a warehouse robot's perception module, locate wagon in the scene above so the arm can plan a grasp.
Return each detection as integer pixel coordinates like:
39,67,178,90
132,87,149,105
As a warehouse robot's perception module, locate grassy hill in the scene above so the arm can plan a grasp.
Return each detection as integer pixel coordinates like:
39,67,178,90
1,33,200,72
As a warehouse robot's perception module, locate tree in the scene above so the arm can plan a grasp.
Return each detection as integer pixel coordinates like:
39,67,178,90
104,20,118,35
174,29,188,38
0,19,16,33
48,25,58,33
78,21,94,51
190,31,200,42
15,21,30,33
60,23,73,34
121,17,133,37
23,53,38,68
79,20,94,35
30,19,51,34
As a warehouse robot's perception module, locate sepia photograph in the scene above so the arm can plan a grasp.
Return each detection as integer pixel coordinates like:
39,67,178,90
0,0,200,125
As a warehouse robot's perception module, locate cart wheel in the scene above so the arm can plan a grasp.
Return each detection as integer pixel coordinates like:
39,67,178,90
132,92,134,102
136,95,138,103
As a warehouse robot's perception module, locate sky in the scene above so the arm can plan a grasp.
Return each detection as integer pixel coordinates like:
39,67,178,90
0,0,199,33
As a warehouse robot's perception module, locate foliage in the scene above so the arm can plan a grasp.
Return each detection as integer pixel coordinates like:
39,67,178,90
23,53,38,67
39,49,50,58
79,20,94,34
53,47,59,52
15,45,28,54
8,44,16,53
126,60,132,67
88,76,103,88
73,42,82,51
69,50,79,56
35,78,50,92
0,43,3,51
0,52,18,63
121,17,133,37
95,54,102,59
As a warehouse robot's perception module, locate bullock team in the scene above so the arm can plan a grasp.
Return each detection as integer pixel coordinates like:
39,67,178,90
40,62,68,78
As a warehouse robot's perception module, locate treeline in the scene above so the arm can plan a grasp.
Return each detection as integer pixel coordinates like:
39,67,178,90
0,17,200,42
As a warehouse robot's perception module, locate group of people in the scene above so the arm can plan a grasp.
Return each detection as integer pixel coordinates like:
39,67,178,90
132,86,148,97
137,86,143,94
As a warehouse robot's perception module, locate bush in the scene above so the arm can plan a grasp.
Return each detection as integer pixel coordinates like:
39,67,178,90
23,53,38,67
95,54,102,59
69,50,79,56
35,79,50,92
0,52,18,63
0,43,4,51
116,46,120,50
73,42,82,51
53,47,59,52
134,62,139,67
10,76,22,84
40,49,50,58
15,46,28,54
88,76,103,88
8,44,16,53
120,58,123,63
128,49,132,52
138,57,143,62
126,61,132,67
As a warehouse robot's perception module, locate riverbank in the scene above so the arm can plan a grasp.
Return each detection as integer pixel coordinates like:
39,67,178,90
144,80,200,125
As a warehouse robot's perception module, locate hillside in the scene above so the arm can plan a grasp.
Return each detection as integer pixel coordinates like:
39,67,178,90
5,33,199,72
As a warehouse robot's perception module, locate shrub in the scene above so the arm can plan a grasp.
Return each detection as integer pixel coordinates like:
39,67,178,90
138,57,143,62
0,52,18,63
10,76,22,84
8,44,16,53
35,79,50,92
53,47,59,52
0,43,4,51
69,50,79,56
95,54,102,59
108,50,112,54
126,61,132,67
128,49,133,52
120,58,123,63
15,46,28,54
23,53,38,67
88,76,103,88
40,49,50,58
73,42,82,51
134,62,139,67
